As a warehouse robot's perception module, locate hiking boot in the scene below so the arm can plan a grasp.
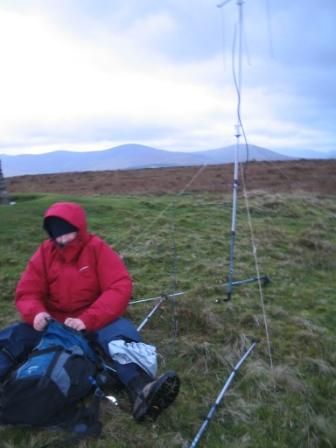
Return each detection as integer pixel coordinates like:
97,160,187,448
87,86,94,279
128,370,180,422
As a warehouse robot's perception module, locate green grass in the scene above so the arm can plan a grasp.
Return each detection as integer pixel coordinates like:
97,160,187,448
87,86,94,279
0,191,335,447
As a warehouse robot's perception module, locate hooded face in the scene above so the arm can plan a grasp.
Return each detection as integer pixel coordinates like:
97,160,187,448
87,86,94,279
54,231,78,247
44,216,78,239
43,202,88,246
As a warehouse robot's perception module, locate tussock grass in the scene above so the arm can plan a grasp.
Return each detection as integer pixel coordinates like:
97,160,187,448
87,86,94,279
0,191,335,447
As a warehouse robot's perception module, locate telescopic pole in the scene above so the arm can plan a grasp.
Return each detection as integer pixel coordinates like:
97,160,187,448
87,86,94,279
218,1,268,300
189,341,257,448
225,0,243,301
130,291,185,305
136,295,167,332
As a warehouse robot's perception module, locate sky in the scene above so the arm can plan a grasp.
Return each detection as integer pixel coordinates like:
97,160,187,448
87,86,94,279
0,0,335,156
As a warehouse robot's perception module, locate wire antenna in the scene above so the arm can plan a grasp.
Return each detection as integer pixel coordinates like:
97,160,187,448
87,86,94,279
265,0,274,58
218,0,268,300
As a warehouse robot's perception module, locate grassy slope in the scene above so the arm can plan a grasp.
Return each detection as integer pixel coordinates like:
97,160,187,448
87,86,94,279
0,191,335,448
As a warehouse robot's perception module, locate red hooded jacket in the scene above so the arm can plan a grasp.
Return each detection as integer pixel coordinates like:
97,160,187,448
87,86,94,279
15,202,132,331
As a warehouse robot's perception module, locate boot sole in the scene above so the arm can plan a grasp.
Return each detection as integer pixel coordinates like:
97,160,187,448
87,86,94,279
133,371,180,422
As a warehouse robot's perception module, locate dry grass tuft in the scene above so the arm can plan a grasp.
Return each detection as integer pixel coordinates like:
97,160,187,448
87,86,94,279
303,357,336,375
271,364,307,395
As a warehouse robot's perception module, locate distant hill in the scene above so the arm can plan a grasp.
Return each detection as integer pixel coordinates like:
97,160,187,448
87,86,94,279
274,148,336,159
199,144,292,164
1,143,292,177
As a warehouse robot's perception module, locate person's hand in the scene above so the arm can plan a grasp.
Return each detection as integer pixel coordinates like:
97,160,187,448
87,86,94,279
33,312,51,331
64,317,86,331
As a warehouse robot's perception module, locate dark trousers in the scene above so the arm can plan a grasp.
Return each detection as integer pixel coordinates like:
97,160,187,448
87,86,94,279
0,318,145,385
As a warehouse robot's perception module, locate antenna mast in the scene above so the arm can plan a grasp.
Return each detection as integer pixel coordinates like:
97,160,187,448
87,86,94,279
0,160,10,205
217,0,268,300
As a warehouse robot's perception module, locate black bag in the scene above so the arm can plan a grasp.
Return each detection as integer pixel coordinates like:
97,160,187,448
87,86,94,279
0,321,102,433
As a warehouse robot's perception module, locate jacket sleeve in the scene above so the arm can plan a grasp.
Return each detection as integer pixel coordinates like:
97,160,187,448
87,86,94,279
15,245,49,325
79,241,132,331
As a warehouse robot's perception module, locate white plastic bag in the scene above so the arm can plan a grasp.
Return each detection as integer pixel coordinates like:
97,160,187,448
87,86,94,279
108,339,158,378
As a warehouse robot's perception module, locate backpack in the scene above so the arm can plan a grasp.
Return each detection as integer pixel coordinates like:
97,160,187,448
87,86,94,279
0,320,103,435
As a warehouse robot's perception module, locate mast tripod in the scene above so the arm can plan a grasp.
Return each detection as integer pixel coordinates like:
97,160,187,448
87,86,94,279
0,160,10,205
217,0,268,300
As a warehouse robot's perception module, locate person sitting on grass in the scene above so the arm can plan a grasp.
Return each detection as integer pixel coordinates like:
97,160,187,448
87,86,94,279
0,201,180,421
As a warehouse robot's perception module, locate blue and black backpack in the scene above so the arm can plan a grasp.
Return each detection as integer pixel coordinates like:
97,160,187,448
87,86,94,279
0,320,104,435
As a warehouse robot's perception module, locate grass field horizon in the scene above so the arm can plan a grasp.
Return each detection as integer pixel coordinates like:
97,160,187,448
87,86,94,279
0,188,335,447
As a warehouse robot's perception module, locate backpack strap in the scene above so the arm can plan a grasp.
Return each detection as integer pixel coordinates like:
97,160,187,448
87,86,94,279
27,346,63,358
38,348,64,390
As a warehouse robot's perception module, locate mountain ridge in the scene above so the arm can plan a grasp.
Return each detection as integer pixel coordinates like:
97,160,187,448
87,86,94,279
0,142,313,177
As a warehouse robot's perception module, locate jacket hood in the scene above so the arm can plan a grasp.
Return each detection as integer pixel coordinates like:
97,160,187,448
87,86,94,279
43,202,88,239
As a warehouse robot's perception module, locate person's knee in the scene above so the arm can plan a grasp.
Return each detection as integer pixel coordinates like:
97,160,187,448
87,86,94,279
93,318,143,354
7,323,42,360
